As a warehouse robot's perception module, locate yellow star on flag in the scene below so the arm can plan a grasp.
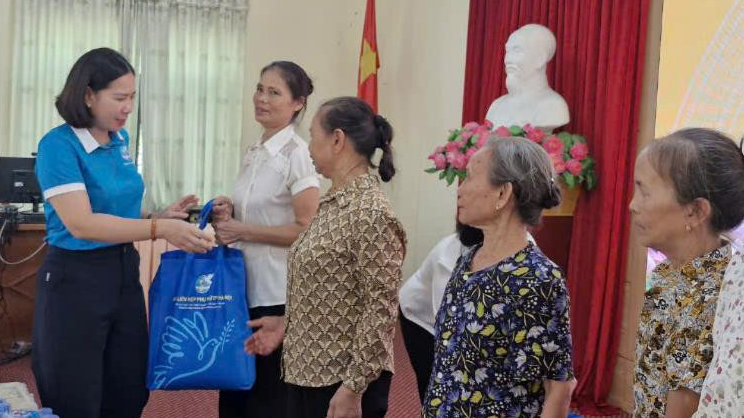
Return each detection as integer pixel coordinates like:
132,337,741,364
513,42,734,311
359,39,378,83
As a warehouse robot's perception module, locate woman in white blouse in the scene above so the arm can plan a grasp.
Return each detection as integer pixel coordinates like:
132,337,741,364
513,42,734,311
212,61,320,418
398,223,481,403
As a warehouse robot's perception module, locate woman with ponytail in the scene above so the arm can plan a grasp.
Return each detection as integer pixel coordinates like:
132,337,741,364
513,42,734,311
244,97,407,418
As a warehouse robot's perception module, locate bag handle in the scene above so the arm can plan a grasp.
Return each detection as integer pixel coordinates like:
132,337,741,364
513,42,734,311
198,198,227,261
198,199,215,230
179,198,226,283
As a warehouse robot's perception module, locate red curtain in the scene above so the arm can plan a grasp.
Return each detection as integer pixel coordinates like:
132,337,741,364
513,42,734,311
462,0,649,414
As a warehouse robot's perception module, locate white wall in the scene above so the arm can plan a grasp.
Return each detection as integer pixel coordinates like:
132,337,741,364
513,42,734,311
0,0,468,276
243,0,469,277
0,0,14,157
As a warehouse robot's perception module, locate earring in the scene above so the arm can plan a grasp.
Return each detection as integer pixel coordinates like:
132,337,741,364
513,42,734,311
685,224,691,232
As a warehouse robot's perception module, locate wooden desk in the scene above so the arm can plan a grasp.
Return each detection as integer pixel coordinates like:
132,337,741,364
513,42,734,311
0,225,47,351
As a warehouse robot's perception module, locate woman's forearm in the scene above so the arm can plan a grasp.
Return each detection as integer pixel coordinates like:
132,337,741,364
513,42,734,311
241,222,308,247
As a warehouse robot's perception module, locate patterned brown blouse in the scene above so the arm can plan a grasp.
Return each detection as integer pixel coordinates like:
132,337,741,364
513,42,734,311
282,173,407,393
634,244,730,418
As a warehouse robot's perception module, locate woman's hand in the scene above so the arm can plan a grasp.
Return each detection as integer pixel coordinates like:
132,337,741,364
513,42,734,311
157,218,215,253
157,194,200,220
211,195,234,222
244,316,285,355
214,218,248,245
326,385,362,418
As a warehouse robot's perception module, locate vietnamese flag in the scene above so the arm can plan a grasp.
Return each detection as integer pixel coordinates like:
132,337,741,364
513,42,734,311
357,0,379,112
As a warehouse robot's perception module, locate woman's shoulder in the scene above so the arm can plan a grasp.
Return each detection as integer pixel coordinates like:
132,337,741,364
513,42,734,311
38,124,77,151
283,126,310,152
346,187,406,242
721,244,744,294
520,244,565,282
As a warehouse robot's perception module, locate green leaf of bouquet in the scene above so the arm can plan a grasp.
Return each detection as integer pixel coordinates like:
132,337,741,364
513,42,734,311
424,167,439,173
562,172,577,189
509,125,524,136
573,134,587,143
448,130,460,141
557,131,573,148
470,134,479,146
439,171,447,180
586,171,598,190
446,169,456,185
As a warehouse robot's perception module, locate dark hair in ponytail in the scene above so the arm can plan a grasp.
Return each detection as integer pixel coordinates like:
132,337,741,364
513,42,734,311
318,96,396,182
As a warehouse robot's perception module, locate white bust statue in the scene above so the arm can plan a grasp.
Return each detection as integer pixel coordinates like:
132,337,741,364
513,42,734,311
485,24,569,132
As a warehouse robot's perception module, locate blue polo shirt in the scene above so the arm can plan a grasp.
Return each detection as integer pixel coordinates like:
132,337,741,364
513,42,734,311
35,124,145,250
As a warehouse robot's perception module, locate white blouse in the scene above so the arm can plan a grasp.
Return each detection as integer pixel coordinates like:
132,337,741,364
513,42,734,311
231,124,319,308
399,234,465,334
694,244,744,418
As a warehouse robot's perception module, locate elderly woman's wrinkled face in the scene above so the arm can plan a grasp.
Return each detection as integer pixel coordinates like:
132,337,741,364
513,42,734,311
457,148,503,228
629,152,690,251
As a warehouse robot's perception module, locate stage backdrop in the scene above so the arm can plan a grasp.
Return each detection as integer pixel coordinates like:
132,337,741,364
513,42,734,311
462,0,650,414
656,0,744,139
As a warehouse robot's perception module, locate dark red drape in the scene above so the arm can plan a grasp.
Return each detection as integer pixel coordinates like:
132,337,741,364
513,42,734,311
462,0,649,414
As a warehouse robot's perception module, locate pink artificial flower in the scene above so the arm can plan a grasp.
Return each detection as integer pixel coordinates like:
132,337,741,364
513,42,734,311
476,133,489,148
475,126,490,136
465,147,477,160
435,145,445,154
446,140,464,152
549,153,566,174
523,124,534,133
483,120,494,130
544,136,564,154
460,130,474,141
570,142,589,160
447,150,468,170
430,153,447,169
463,121,480,131
566,159,583,175
453,153,468,170
495,126,511,137
446,150,459,164
526,128,546,143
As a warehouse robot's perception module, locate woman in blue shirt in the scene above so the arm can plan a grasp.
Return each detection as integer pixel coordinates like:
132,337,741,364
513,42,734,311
32,48,214,418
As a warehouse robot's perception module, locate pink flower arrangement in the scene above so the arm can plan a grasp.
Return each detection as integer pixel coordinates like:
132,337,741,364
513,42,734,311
500,124,598,190
425,120,494,185
426,122,598,191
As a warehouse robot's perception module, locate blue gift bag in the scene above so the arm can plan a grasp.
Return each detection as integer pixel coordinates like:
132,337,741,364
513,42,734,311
146,200,256,390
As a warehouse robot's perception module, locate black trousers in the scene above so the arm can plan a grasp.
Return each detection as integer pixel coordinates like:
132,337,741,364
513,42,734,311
32,244,149,418
399,308,435,404
219,304,287,418
286,371,392,418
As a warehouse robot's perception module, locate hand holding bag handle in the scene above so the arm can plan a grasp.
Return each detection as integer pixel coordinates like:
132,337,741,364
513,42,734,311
180,199,225,282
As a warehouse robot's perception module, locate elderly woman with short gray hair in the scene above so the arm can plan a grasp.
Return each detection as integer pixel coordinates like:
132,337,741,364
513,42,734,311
422,136,575,418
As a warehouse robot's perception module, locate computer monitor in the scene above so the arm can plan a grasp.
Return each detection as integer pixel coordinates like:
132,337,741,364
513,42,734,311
0,157,43,212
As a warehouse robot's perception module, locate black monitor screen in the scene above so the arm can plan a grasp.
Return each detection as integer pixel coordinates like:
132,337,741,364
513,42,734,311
0,157,42,205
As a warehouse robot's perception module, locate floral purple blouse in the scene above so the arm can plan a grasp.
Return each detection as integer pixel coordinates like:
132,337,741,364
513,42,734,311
422,242,574,418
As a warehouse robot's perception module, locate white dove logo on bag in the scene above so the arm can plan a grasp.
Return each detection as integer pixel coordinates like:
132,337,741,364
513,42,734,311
151,311,235,389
